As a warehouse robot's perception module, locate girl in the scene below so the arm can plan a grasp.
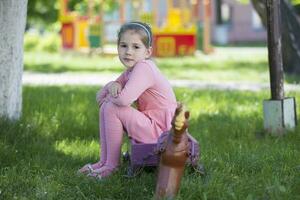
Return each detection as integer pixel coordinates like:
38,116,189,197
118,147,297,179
79,22,177,179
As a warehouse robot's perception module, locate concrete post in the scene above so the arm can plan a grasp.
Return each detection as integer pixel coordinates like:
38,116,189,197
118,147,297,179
264,0,297,135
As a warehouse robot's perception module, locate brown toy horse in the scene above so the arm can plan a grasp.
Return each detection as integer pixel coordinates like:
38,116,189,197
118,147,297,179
154,103,190,200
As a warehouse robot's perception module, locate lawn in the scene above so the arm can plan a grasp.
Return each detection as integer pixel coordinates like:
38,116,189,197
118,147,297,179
1,86,299,199
2,47,299,199
24,47,274,83
24,47,300,84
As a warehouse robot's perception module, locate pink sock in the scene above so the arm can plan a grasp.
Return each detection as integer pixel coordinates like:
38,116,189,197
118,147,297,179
101,102,124,169
99,105,107,166
89,104,108,170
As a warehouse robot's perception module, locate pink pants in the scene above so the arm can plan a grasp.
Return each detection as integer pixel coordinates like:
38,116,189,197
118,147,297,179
99,101,161,169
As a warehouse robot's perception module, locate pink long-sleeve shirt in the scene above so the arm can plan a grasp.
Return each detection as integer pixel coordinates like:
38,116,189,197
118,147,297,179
102,59,177,133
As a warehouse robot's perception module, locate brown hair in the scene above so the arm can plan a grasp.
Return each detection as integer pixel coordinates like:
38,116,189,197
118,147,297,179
117,21,152,48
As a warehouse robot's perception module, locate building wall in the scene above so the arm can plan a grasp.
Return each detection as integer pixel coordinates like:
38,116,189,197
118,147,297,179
211,0,267,44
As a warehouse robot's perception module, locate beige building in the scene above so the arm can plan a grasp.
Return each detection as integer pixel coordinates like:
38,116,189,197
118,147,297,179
211,0,267,44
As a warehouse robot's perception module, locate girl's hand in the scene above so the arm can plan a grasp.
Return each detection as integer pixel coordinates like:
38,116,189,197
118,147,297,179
109,82,122,97
96,89,104,106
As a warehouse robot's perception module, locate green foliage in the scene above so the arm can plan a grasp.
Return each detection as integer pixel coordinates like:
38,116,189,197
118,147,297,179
27,0,119,28
0,86,299,199
292,0,300,5
24,32,61,53
236,0,250,4
37,33,61,53
67,0,88,16
68,0,118,14
27,0,60,27
291,0,300,14
236,0,300,6
24,32,40,51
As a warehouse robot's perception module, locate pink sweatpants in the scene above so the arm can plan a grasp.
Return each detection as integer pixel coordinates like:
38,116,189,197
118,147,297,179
99,101,161,169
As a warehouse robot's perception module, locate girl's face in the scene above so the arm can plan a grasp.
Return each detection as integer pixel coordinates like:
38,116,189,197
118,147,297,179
118,30,152,69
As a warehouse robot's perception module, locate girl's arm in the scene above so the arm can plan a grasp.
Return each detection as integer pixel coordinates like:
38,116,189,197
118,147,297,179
115,71,127,88
96,81,114,106
109,62,154,106
96,71,128,106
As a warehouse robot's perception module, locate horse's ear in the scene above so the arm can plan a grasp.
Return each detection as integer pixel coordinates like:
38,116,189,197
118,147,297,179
184,111,190,120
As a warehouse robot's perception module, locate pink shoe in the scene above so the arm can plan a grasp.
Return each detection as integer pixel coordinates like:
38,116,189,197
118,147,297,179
78,162,104,175
87,166,117,180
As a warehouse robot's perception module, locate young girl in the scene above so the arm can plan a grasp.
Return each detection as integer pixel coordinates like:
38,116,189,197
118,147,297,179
79,22,177,179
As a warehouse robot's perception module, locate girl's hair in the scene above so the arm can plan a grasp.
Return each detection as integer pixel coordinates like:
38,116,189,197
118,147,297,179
117,21,152,48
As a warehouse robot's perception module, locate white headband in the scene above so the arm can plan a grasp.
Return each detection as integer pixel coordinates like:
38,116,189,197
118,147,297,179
129,22,152,47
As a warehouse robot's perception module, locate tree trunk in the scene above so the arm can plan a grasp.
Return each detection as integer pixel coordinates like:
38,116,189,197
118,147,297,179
266,0,285,100
0,0,28,120
251,0,300,75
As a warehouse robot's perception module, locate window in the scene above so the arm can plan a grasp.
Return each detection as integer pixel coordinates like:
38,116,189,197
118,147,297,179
252,9,264,30
216,0,232,25
221,3,232,24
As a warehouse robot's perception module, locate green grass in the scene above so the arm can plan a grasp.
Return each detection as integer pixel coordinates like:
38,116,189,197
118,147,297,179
24,48,276,83
24,48,300,83
24,51,123,74
1,86,300,199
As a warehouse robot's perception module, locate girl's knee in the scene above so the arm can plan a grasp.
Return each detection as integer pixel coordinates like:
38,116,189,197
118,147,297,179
101,101,118,113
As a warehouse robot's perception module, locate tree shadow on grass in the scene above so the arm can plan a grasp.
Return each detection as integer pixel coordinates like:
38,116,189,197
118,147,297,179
0,117,157,200
0,85,158,199
285,73,300,84
24,63,123,74
183,109,300,199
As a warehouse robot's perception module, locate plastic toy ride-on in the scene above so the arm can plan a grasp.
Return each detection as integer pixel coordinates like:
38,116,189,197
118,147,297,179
124,131,203,177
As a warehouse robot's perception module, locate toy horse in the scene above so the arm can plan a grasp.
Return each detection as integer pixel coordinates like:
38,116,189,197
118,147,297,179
124,104,204,195
154,104,189,199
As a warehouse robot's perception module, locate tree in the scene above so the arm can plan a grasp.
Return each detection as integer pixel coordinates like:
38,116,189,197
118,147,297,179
26,0,119,29
0,0,28,120
27,0,59,28
251,0,300,74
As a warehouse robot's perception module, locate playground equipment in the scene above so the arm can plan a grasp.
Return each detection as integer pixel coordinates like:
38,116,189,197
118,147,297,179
59,0,213,56
59,0,102,50
152,0,197,57
137,0,198,57
120,0,212,56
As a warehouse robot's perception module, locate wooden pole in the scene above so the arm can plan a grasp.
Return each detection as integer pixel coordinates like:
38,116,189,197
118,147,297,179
153,0,158,26
192,0,200,23
180,0,185,24
60,0,69,16
266,0,284,100
99,0,104,47
120,0,125,23
168,0,173,9
203,0,213,54
88,0,94,18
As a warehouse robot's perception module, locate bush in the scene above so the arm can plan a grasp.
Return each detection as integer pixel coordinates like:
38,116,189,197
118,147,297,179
24,32,40,51
24,31,61,53
37,33,61,53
